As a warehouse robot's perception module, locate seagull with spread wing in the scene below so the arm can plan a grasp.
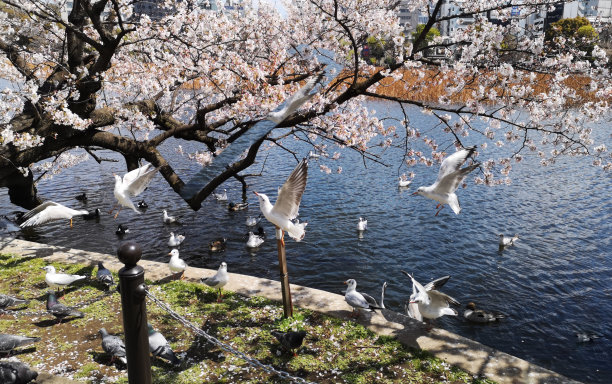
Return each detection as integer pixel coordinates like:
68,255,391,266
19,201,89,228
413,146,479,216
268,71,325,125
401,271,459,322
110,163,159,219
254,159,308,246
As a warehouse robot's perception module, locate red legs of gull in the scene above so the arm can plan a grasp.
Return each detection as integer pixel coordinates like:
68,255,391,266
435,205,444,216
113,207,122,219
217,288,223,303
108,204,117,215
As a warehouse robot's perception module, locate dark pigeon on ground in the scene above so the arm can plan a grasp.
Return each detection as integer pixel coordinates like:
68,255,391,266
0,359,38,384
148,323,180,365
0,334,41,356
96,262,114,290
270,330,307,356
0,295,29,309
99,328,127,365
46,292,84,323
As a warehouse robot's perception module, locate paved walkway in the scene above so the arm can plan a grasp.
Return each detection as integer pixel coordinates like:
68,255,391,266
0,237,579,384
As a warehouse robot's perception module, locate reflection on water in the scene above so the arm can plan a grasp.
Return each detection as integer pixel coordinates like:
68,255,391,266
1,104,610,383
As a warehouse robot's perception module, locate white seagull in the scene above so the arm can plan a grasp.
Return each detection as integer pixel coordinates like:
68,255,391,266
357,217,367,231
344,279,381,318
163,210,178,224
111,163,159,218
19,201,89,228
201,262,229,302
499,234,519,249
246,231,264,248
42,265,86,292
402,271,459,323
245,216,260,227
254,158,308,246
413,146,479,216
398,175,412,188
168,249,187,279
168,232,185,247
268,71,325,125
213,189,228,201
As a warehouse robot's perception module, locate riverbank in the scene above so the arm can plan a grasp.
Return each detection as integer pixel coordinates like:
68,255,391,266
0,237,579,384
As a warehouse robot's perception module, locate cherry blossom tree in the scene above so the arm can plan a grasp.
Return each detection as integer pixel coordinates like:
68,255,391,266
0,0,609,210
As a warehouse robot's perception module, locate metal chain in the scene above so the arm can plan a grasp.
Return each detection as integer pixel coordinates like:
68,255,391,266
0,289,115,317
144,288,316,384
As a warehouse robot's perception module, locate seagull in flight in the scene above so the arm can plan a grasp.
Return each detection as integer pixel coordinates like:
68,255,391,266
110,163,159,219
268,71,325,125
19,201,89,228
413,146,479,215
254,159,308,246
402,271,459,323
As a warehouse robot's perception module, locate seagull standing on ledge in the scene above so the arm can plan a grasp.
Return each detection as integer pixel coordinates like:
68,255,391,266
254,158,308,246
19,201,89,228
110,163,159,219
413,146,479,216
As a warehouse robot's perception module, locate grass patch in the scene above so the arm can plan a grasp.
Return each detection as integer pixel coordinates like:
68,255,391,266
0,253,496,383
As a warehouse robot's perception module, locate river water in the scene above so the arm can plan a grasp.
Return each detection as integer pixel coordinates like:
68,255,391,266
1,102,610,383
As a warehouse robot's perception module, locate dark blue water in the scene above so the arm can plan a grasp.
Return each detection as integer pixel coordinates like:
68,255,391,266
1,102,610,383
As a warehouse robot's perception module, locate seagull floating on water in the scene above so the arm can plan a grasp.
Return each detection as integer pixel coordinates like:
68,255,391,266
148,323,180,365
168,232,185,247
413,146,479,216
246,232,264,248
245,216,260,227
96,262,114,290
168,249,187,279
343,279,382,318
0,359,38,383
268,71,325,125
19,201,89,228
464,302,506,323
201,262,228,302
0,334,41,356
254,158,308,246
398,174,412,188
99,328,127,365
271,330,307,356
402,271,459,324
357,217,367,231
110,163,159,219
46,292,84,323
213,189,228,201
163,210,179,224
42,266,86,293
0,295,29,309
499,234,519,250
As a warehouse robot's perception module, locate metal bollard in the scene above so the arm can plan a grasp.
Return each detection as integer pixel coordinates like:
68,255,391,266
117,242,152,384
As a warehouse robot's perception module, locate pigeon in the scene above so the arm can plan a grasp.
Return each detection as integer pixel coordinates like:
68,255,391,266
201,262,229,302
168,249,187,279
402,271,459,323
270,330,307,356
96,262,114,290
413,146,479,215
167,232,185,247
464,302,506,323
148,323,180,365
42,266,86,293
0,334,41,356
115,224,129,236
246,232,264,248
357,217,367,231
228,202,248,211
110,163,159,218
208,238,227,252
46,292,84,323
163,210,179,224
82,208,101,220
254,158,308,246
213,189,228,201
343,279,382,318
99,328,127,365
268,71,325,125
499,234,519,250
0,295,29,309
19,201,89,228
0,360,38,383
75,192,87,201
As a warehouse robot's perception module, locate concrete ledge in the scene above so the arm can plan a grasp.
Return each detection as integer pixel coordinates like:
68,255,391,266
0,237,580,384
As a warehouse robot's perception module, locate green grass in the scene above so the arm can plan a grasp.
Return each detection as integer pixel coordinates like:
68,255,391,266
0,253,496,383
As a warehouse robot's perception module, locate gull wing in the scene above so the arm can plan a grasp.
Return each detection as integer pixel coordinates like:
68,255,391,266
272,158,308,220
346,290,370,310
436,147,475,183
20,201,60,222
20,202,73,227
423,275,451,291
401,271,430,305
124,165,159,197
430,290,460,306
434,162,479,195
360,292,379,307
268,72,325,124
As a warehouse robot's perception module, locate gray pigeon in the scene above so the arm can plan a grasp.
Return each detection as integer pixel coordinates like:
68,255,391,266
0,360,38,384
96,262,114,290
148,323,180,365
46,292,84,323
0,295,29,309
0,334,41,356
270,330,307,356
99,328,127,365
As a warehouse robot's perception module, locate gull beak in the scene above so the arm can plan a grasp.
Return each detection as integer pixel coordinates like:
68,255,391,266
167,252,172,256
411,191,419,195
253,191,259,196
343,280,348,285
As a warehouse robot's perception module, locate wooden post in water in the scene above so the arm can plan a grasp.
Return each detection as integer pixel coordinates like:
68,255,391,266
276,226,293,318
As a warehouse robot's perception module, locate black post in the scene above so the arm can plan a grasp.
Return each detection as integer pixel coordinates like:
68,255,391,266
117,242,152,384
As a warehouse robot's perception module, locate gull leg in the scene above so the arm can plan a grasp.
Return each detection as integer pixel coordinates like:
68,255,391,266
436,203,442,209
113,207,122,219
108,204,117,215
281,231,285,247
70,218,73,228
217,289,223,303
435,205,444,216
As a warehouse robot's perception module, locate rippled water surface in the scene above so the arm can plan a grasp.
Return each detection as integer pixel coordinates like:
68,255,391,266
1,103,610,383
